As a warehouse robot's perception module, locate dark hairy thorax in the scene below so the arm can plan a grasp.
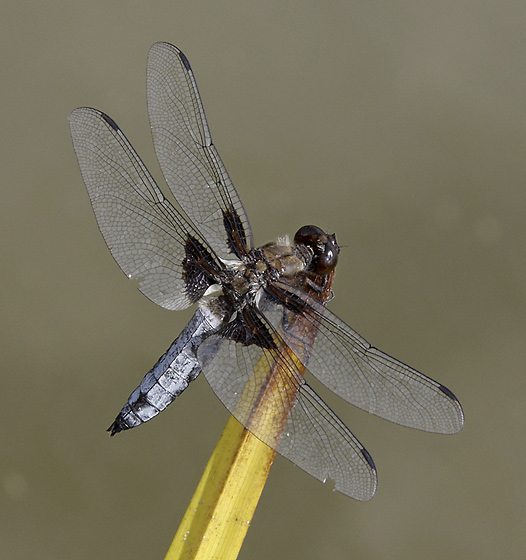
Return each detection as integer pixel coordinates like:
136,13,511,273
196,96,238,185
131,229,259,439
182,223,339,350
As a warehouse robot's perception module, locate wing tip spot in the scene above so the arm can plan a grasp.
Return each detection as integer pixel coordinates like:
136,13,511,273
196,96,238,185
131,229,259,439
438,383,458,402
437,384,464,432
101,112,119,132
361,447,376,471
177,50,192,71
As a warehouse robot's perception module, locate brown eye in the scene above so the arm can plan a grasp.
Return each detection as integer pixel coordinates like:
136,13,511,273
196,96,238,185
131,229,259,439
294,225,325,247
314,241,338,274
294,225,339,275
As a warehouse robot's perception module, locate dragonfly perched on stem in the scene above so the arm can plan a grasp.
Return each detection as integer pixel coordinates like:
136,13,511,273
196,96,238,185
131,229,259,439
69,42,464,503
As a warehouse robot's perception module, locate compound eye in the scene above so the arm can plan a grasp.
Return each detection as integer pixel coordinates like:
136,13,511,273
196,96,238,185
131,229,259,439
313,238,338,274
294,225,325,247
294,225,339,275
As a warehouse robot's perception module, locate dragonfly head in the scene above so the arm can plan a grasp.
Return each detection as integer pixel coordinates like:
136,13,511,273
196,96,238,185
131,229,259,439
294,225,339,275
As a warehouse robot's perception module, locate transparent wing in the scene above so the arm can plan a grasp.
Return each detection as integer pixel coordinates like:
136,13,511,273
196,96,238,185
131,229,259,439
147,42,253,260
197,305,378,501
69,107,221,310
262,281,464,434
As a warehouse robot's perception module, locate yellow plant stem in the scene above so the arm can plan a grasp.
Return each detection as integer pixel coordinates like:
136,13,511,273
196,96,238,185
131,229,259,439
164,416,275,560
165,270,335,560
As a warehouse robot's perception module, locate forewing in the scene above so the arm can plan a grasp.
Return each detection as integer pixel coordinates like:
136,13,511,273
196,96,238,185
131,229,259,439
263,281,464,434
197,305,377,501
69,107,220,310
147,42,253,260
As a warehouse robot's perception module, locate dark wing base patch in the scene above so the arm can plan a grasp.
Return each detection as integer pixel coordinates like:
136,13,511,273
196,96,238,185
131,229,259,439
221,306,277,350
183,234,222,304
223,208,249,258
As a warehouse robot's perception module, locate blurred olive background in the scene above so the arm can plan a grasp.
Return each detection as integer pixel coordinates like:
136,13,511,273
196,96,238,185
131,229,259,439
2,1,525,559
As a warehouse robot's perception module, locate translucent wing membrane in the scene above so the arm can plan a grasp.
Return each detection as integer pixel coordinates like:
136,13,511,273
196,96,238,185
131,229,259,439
71,43,463,501
198,305,377,501
69,107,219,310
147,42,253,260
263,281,464,434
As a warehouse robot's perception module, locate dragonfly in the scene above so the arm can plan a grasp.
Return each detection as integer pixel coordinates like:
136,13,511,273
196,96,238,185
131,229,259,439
69,42,464,501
